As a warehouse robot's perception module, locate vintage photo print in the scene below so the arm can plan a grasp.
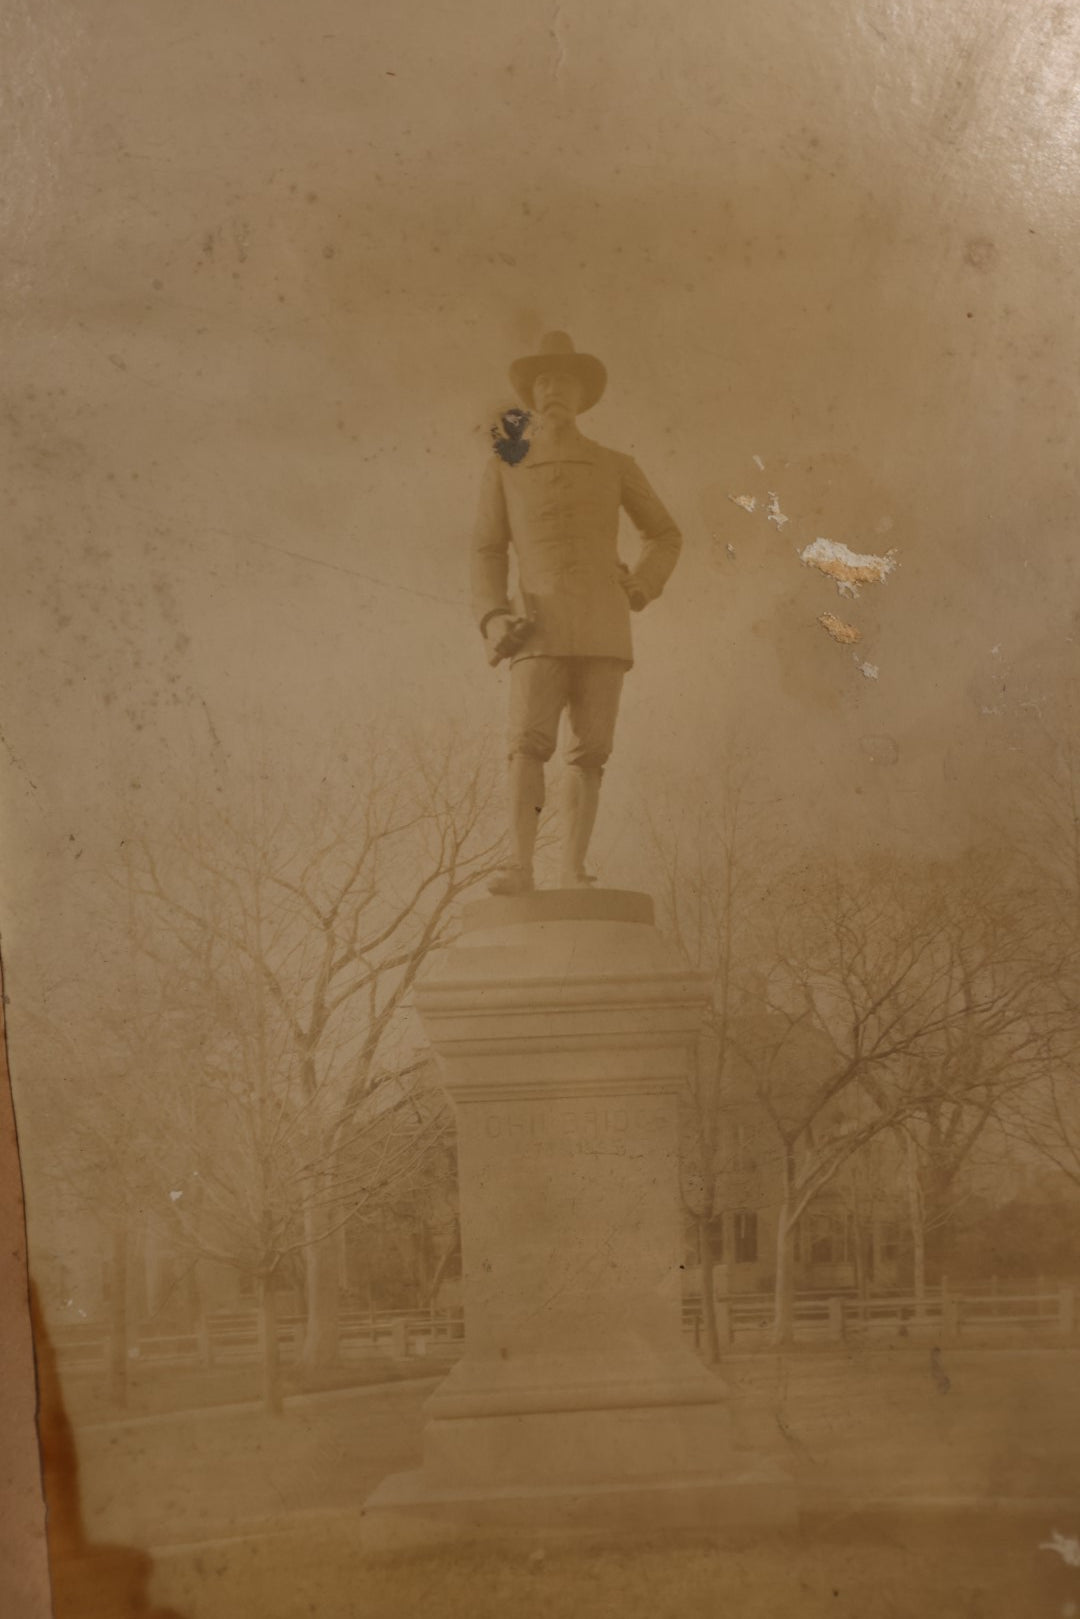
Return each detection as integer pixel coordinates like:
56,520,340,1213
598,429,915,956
2,3,1079,1615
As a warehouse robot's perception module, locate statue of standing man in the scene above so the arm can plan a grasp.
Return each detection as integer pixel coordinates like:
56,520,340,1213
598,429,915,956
471,331,683,896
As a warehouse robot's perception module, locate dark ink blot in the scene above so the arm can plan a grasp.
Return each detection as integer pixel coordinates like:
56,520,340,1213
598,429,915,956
491,408,531,464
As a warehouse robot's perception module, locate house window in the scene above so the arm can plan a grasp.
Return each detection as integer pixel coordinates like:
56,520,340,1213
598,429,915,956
733,1211,758,1264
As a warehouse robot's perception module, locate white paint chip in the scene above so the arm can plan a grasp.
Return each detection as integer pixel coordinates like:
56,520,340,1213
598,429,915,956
800,537,897,589
725,542,736,559
818,611,861,645
752,454,765,471
766,492,789,529
730,494,756,512
169,1189,183,1201
853,655,879,680
1040,1531,1080,1569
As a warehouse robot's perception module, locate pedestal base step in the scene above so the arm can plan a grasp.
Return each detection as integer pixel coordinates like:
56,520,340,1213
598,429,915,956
360,1460,798,1552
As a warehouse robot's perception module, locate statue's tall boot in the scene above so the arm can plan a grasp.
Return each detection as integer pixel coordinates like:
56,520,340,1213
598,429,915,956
487,755,544,896
558,764,602,888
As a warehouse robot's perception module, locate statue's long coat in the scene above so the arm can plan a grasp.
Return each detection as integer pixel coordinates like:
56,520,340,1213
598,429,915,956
471,436,682,667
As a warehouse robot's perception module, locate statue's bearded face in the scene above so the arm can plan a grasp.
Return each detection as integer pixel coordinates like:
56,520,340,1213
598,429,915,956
533,370,583,425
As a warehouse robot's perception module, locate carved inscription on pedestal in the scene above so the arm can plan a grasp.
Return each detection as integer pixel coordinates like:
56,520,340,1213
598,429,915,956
479,1100,670,1160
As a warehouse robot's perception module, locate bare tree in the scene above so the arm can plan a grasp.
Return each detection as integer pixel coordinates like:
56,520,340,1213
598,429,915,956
649,774,779,1363
727,997,892,1346
988,688,1080,1200
1006,1065,1080,1195
119,727,501,1370
654,792,963,1349
755,847,1056,1340
889,849,1056,1300
27,999,175,1410
152,1040,452,1412
827,1131,899,1299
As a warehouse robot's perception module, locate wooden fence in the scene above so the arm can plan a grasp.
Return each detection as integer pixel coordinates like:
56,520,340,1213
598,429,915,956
52,1305,466,1375
51,1279,1078,1375
683,1279,1079,1347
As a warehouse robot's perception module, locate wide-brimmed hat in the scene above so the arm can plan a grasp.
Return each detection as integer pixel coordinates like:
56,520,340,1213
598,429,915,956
509,331,607,413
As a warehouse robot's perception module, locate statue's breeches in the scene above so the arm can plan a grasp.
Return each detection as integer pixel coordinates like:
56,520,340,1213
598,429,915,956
507,656,627,772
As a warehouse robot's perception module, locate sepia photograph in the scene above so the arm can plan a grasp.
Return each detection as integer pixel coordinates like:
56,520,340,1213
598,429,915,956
2,2,1080,1615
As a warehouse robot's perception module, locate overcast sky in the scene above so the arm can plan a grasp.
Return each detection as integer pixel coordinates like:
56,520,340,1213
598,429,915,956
3,0,1079,1116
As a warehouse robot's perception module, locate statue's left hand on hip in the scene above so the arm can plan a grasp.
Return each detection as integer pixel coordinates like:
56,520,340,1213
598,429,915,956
618,573,647,612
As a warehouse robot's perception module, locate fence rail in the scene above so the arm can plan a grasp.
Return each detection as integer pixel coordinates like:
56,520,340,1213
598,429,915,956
683,1280,1079,1346
51,1280,1079,1374
52,1305,467,1374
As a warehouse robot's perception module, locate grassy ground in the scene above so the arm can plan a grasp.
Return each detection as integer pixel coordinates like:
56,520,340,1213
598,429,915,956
58,1347,1080,1619
730,1346,1080,1504
60,1354,445,1424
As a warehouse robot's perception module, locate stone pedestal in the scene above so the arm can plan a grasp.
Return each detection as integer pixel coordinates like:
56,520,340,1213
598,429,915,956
360,890,795,1547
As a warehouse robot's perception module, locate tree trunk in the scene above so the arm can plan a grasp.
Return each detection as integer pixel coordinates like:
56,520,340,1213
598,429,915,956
258,1274,284,1416
905,1135,926,1317
697,1214,722,1364
108,1222,129,1409
425,1228,460,1310
301,1224,341,1367
187,1264,213,1367
911,1216,926,1314
772,1201,795,1347
851,1204,868,1301
185,1258,202,1327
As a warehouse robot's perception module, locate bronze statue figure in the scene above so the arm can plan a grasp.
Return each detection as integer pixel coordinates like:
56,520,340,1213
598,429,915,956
472,331,683,894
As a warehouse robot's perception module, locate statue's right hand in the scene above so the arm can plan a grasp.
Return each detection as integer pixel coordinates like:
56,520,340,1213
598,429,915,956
483,614,516,664
484,613,531,665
